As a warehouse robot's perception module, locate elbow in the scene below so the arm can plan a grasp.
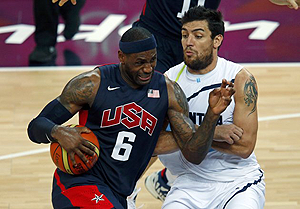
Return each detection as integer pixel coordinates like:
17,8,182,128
240,153,250,159
153,144,179,156
182,151,208,165
239,148,254,159
185,155,205,165
27,119,41,144
181,142,211,164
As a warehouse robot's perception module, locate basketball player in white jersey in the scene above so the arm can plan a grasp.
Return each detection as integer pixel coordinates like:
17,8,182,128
146,6,265,208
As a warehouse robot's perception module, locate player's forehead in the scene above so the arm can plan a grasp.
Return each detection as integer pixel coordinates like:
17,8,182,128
128,48,157,60
182,20,210,33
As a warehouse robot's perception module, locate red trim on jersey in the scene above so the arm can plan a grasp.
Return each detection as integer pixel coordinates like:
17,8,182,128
95,63,117,68
54,169,66,192
142,2,146,15
161,168,167,178
79,63,118,126
79,110,89,126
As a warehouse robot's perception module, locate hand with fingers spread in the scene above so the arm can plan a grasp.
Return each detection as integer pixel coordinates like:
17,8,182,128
270,0,300,9
52,0,77,6
214,124,243,145
52,125,96,167
208,79,235,115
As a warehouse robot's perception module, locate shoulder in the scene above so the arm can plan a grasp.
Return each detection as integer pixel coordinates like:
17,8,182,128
164,62,186,81
234,68,258,97
96,63,119,77
69,67,101,89
235,68,256,84
218,57,243,72
164,75,187,109
59,67,101,107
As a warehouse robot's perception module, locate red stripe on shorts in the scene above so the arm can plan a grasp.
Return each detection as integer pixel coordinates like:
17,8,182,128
63,185,114,208
54,169,66,192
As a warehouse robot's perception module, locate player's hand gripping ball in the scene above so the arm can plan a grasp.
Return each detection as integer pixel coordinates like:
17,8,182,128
50,125,100,175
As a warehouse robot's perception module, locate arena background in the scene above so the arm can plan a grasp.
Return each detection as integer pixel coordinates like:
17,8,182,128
1,1,300,209
0,0,299,67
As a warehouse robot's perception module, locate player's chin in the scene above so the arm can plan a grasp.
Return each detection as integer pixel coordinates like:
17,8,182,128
184,55,195,64
137,74,152,85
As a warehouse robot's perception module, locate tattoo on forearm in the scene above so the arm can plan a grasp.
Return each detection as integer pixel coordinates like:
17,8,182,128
173,82,189,115
244,75,257,116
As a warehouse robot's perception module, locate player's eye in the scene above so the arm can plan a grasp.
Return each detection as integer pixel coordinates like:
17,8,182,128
195,34,203,39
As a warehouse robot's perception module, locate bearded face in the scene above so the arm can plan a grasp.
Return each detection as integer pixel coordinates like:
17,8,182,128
181,20,216,72
183,41,214,71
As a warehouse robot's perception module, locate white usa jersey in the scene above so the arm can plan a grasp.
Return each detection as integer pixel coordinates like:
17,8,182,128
159,57,261,182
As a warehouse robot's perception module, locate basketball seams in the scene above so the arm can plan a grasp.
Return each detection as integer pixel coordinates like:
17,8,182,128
51,143,60,160
50,124,100,175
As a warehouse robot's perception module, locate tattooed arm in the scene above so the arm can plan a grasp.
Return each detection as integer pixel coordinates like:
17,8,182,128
28,68,100,165
57,68,100,114
212,69,258,158
165,77,235,164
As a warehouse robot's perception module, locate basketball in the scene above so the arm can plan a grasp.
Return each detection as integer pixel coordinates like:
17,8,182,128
50,125,100,175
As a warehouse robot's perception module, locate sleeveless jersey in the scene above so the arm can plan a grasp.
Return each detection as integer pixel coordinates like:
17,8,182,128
159,57,261,181
58,64,169,197
136,0,221,41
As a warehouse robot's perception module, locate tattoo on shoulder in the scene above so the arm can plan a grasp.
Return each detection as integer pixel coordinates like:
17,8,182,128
173,82,189,115
62,76,95,107
244,75,257,116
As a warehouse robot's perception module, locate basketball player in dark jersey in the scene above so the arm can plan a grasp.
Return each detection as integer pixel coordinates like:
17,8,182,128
27,27,234,208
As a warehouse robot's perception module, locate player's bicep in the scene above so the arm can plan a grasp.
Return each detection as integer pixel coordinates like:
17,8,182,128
234,69,258,119
59,69,100,114
233,69,258,149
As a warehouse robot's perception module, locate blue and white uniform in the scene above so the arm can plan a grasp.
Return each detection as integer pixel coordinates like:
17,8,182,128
159,57,265,209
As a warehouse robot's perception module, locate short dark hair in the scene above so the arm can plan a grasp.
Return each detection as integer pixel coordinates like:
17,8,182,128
121,27,152,42
181,6,224,40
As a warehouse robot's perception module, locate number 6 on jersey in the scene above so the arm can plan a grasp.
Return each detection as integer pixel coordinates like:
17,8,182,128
111,131,136,161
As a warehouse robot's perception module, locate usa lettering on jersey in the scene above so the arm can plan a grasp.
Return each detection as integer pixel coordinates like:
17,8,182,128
101,102,158,136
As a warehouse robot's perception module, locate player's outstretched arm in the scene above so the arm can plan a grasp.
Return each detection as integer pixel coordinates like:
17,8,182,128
270,0,299,9
212,69,259,158
165,78,235,164
27,68,100,166
53,0,76,7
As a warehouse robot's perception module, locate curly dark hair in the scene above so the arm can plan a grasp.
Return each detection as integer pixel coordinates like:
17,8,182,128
181,6,224,40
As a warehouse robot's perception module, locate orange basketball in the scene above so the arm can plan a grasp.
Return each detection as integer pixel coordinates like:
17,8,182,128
50,125,100,175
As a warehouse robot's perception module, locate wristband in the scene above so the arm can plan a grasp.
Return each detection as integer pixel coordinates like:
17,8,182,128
27,99,74,144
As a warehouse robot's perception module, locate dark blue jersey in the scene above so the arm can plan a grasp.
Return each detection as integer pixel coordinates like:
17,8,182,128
136,0,221,41
73,64,169,197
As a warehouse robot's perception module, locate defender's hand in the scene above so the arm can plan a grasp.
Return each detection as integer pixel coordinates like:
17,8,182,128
209,79,235,115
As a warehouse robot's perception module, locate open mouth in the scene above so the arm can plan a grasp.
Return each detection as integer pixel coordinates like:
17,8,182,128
139,75,152,81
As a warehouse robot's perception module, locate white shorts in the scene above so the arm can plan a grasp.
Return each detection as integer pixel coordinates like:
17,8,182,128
162,169,265,209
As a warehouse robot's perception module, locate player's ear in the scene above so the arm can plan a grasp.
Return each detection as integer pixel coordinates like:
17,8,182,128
118,50,125,64
213,34,223,49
